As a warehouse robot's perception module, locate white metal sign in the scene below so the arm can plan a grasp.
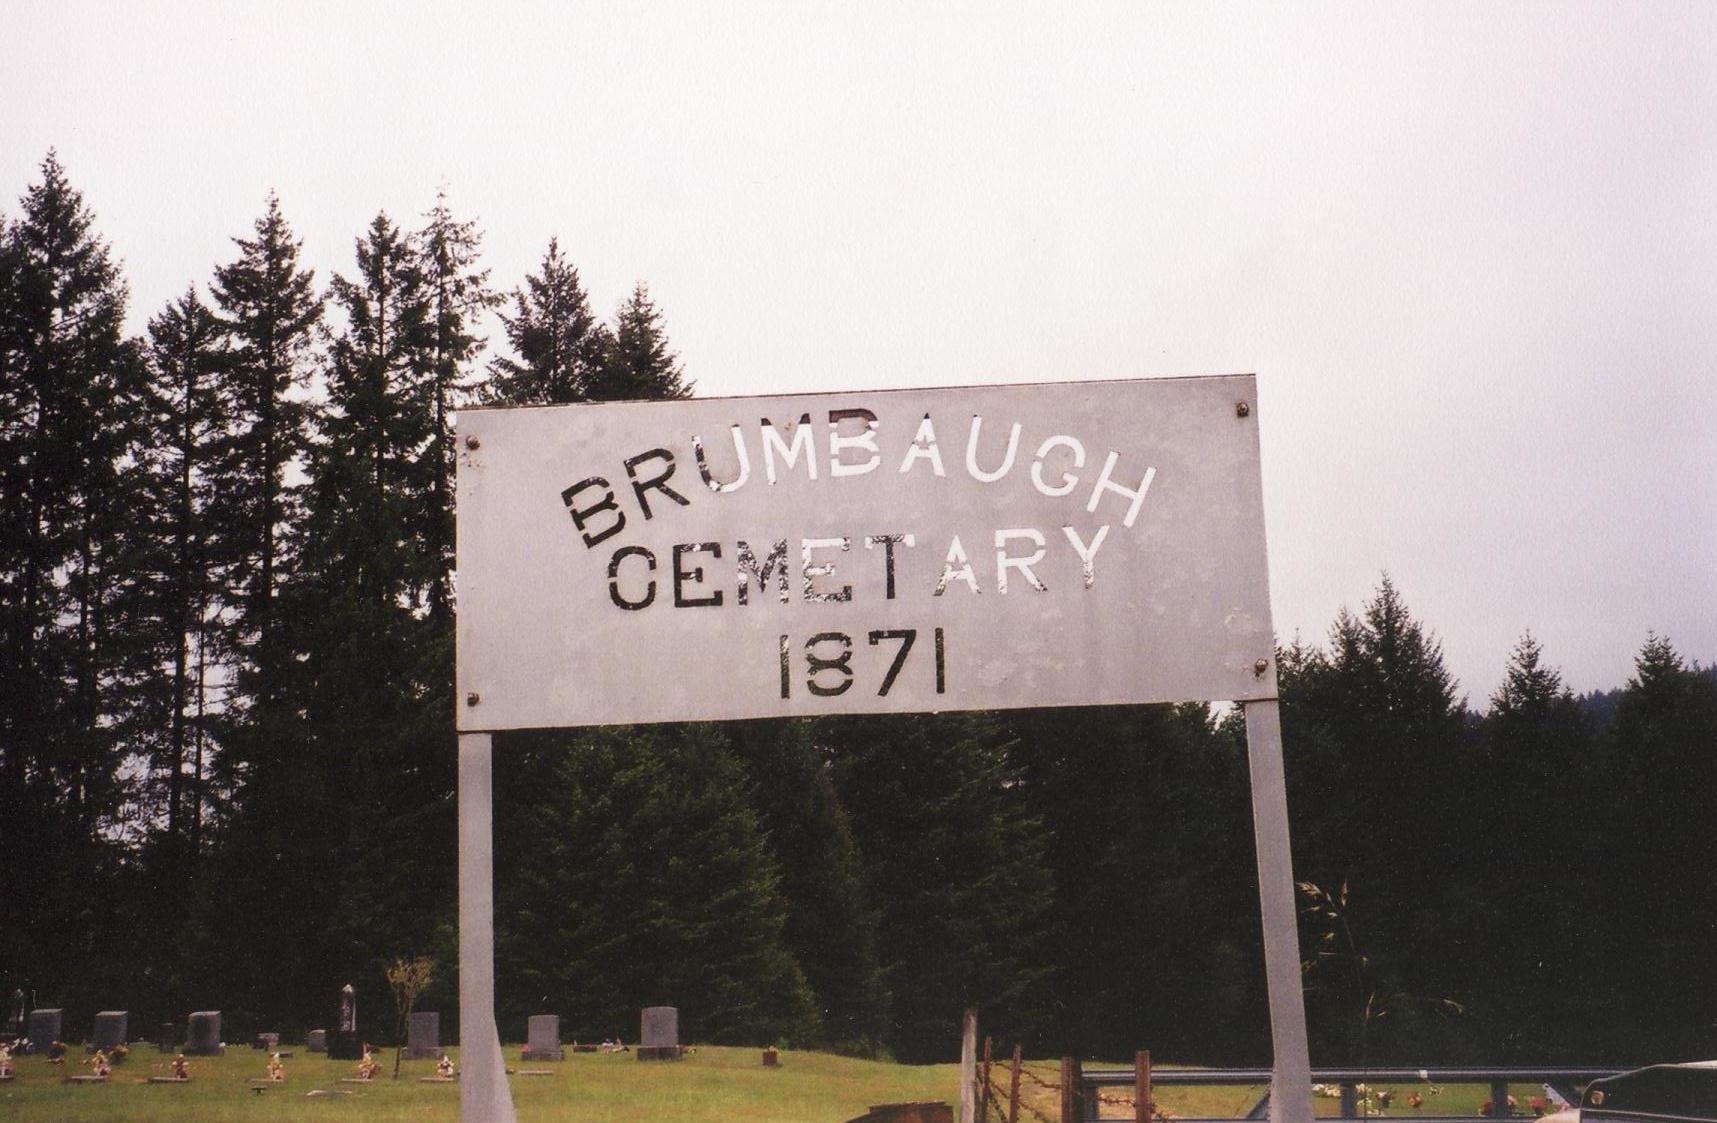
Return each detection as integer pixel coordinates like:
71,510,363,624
455,374,1275,731
454,373,1311,1123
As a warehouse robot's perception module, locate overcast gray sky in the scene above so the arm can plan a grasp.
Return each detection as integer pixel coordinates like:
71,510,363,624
5,2,1713,704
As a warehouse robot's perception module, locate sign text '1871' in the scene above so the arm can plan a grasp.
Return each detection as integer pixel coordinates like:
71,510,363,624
778,628,946,699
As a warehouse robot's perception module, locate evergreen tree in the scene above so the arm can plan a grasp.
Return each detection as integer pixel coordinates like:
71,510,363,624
591,282,690,401
190,197,330,1028
308,212,434,604
88,288,234,1021
485,238,606,405
1464,634,1598,1060
725,720,889,1054
1009,703,1265,1062
292,212,454,1016
125,289,230,866
0,153,138,1001
208,194,322,716
494,726,820,1045
1595,635,1717,1059
415,194,496,617
826,714,1057,1062
1277,576,1471,1062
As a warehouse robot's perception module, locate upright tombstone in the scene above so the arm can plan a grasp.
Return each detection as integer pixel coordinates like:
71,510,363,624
253,1031,279,1051
638,1006,680,1061
185,1011,224,1055
25,1008,61,1052
328,982,361,1059
91,1011,128,1051
307,1029,327,1053
158,1023,176,1053
522,1015,563,1061
407,1011,440,1059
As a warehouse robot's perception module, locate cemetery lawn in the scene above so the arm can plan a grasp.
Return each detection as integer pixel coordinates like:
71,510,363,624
0,1044,964,1122
0,1047,1556,1122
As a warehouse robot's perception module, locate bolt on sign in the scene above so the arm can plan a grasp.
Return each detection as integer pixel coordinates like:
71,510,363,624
455,374,1276,730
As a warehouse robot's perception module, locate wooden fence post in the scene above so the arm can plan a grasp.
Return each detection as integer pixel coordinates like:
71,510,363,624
1061,1056,1083,1123
979,1037,993,1121
1009,1044,1022,1123
961,1010,978,1123
1136,1049,1152,1123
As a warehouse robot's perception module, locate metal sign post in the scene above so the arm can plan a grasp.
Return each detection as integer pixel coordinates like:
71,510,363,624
457,732,516,1123
1245,699,1313,1123
454,375,1312,1123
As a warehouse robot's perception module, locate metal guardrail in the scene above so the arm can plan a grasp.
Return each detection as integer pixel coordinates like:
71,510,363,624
1076,1065,1623,1123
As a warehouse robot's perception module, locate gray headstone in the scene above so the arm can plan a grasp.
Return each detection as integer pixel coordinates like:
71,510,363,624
406,1010,439,1059
523,1014,563,1061
26,1008,61,1051
186,1011,224,1055
307,1029,327,1053
641,1006,678,1049
253,1031,279,1050
338,984,356,1033
638,1005,683,1059
158,1022,176,1053
92,1011,128,1050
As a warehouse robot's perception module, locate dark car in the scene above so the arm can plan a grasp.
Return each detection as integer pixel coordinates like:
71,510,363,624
1580,1061,1717,1123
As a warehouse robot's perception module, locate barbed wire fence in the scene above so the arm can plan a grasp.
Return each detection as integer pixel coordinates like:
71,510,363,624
969,1037,1168,1123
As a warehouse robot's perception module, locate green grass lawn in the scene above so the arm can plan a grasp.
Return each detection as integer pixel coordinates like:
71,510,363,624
0,1043,964,1122
0,1045,1570,1123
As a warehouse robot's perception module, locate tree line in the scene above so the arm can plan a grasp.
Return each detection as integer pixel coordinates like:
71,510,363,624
2,154,1712,1065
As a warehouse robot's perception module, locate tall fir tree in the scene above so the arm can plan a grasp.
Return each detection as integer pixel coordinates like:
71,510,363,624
0,153,139,1003
127,289,231,866
724,720,889,1053
294,212,454,1009
415,194,496,617
591,282,690,401
826,713,1057,1062
1465,634,1598,1060
494,727,821,1045
92,287,234,1019
1009,703,1265,1062
208,194,322,718
1277,576,1471,1062
485,238,606,405
191,196,330,1027
1594,635,1717,1060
